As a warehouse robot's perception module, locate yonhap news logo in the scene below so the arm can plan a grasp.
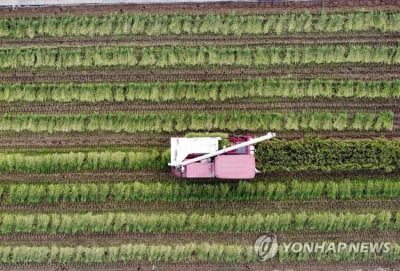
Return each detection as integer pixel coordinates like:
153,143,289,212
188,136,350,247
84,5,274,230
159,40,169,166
254,233,391,262
254,233,279,261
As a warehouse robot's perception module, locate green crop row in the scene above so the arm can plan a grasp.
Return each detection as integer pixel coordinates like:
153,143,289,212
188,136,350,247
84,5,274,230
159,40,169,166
0,243,256,263
257,139,400,172
1,79,399,103
0,11,398,38
0,242,397,264
0,45,399,70
0,111,394,134
0,211,397,234
0,139,399,173
0,150,162,173
5,178,400,204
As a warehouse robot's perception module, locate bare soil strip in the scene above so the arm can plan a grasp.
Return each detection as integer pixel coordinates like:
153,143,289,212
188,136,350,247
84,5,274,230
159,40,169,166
0,231,398,246
0,33,398,48
2,100,399,114
0,261,398,271
0,0,398,18
0,171,174,183
0,199,398,213
0,130,398,149
1,65,398,83
0,169,398,183
395,116,400,130
0,133,170,148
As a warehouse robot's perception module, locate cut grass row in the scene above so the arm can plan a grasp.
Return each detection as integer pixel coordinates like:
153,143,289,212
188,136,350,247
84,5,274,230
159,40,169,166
0,150,163,173
0,139,399,173
4,178,400,204
1,79,399,103
0,11,398,39
0,211,397,234
0,45,399,70
0,111,394,134
0,242,397,264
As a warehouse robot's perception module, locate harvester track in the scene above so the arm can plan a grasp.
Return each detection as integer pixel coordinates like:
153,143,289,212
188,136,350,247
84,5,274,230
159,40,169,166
2,100,399,114
1,65,398,83
0,33,398,48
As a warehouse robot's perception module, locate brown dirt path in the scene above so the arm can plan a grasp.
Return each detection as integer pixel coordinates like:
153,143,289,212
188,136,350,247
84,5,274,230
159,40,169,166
0,230,398,246
1,100,399,114
0,199,398,213
0,0,399,18
0,33,398,48
0,169,398,183
0,261,398,271
1,65,398,83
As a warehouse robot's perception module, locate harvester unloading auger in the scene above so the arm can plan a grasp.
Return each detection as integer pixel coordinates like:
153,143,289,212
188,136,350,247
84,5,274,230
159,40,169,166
169,132,276,179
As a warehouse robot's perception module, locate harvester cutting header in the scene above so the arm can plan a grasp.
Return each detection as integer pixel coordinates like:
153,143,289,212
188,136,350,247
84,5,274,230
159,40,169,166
169,132,276,179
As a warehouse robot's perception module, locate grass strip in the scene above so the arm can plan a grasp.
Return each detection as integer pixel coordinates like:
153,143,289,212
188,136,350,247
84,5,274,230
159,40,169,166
0,45,399,71
0,111,394,134
0,211,397,234
0,242,397,263
1,79,399,103
3,178,400,204
0,150,163,173
0,11,398,39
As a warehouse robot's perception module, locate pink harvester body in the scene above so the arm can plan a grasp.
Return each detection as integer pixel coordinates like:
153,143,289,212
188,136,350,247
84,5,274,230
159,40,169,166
169,132,275,179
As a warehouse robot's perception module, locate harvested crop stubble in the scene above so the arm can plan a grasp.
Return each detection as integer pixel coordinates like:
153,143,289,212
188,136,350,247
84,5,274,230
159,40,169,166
0,111,394,133
256,139,400,172
0,211,397,234
0,11,398,39
5,178,400,204
0,242,397,264
0,45,399,70
1,79,399,103
0,150,163,173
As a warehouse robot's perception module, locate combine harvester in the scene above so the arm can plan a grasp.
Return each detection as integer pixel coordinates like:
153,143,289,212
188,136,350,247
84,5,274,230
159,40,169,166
169,132,275,179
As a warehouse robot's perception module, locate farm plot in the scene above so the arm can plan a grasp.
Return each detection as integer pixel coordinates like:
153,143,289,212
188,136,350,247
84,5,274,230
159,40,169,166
0,1,399,270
